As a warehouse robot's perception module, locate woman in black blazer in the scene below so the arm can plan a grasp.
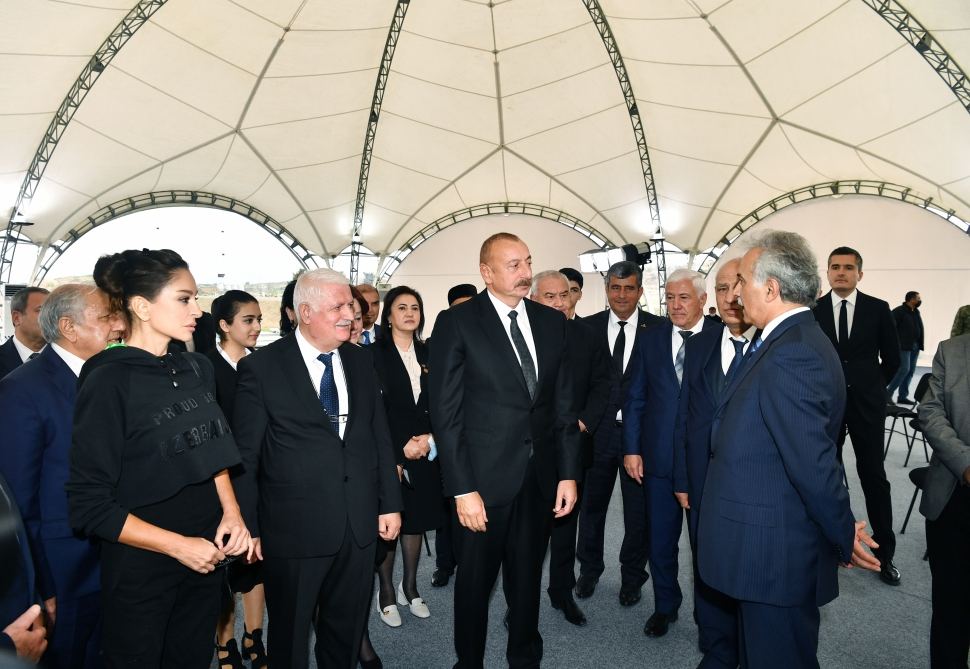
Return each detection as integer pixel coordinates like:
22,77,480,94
371,287,444,627
206,291,267,669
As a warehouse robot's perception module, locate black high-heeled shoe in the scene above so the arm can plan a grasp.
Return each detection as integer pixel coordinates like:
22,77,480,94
242,628,268,669
216,638,244,669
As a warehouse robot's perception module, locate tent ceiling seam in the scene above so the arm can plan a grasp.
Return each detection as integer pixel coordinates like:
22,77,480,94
741,166,790,194
503,61,614,98
110,64,235,129
742,0,851,67
858,100,958,147
400,28,493,54
72,118,162,161
635,97,771,121
275,153,361,173
554,149,639,177
506,102,625,144
224,0,286,29
391,69,496,99
243,107,369,131
624,56,737,69
305,199,355,214
149,21,258,77
263,66,377,80
501,21,590,53
198,134,239,192
381,108,495,144
777,124,836,181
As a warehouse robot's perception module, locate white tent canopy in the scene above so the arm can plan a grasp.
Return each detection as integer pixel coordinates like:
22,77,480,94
2,0,969,282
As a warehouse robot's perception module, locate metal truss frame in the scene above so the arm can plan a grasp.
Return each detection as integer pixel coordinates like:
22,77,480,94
582,0,667,312
1,0,169,283
376,202,611,284
349,0,410,284
691,180,970,276
862,0,970,114
31,190,323,283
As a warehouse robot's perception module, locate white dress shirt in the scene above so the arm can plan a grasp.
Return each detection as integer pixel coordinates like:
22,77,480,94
670,317,706,368
760,306,810,344
486,290,538,376
719,325,757,375
830,289,857,341
217,343,250,371
50,342,85,377
13,335,42,364
295,327,348,439
607,309,638,375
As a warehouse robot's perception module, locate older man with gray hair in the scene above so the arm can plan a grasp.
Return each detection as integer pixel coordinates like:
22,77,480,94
623,267,719,638
697,230,879,668
233,268,402,669
0,284,123,668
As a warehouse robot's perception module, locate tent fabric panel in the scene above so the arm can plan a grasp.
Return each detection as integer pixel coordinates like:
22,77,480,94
557,152,647,212
625,60,769,116
491,0,591,52
362,157,447,215
109,22,257,127
610,15,735,66
776,124,883,182
288,0,396,32
503,152,553,206
0,115,53,173
650,150,739,209
403,0,494,52
245,176,306,226
148,135,236,193
380,78,500,145
263,28,388,78
638,101,771,166
308,203,356,254
744,125,839,191
243,111,370,170
0,56,90,115
369,114,496,181
276,159,361,213
391,19,497,97
243,72,376,129
356,202,409,252
498,27,610,98
200,138,273,200
227,0,308,28
450,150,507,208
0,2,127,54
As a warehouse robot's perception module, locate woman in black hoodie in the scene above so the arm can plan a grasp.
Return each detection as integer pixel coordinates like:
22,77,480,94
67,249,253,668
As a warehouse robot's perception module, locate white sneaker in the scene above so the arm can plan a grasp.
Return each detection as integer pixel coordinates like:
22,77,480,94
397,582,431,618
377,603,402,627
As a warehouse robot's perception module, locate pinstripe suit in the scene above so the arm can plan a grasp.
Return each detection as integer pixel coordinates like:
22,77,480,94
698,310,855,668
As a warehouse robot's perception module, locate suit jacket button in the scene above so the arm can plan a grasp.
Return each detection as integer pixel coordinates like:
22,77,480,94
709,453,715,460
344,476,349,482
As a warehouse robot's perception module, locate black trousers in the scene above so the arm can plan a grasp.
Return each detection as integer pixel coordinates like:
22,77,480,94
838,394,896,560
576,423,649,587
45,591,102,669
100,544,221,669
263,522,376,669
435,498,457,572
453,461,552,669
546,479,584,599
737,600,820,669
927,485,970,669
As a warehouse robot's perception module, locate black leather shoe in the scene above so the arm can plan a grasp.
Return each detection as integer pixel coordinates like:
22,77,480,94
574,574,598,599
643,611,678,637
551,594,587,626
431,568,453,587
618,583,641,607
896,397,916,405
879,560,902,586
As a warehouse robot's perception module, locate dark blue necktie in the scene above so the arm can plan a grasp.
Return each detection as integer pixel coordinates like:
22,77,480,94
725,337,747,379
317,352,339,434
362,331,371,345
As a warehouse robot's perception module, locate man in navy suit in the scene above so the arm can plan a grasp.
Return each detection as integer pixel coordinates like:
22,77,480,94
0,287,49,379
623,268,717,637
0,284,123,668
698,231,881,667
575,261,663,606
355,283,382,345
672,258,753,666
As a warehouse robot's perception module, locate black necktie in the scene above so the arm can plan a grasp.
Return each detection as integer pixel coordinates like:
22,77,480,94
675,330,693,384
838,299,849,346
317,352,339,434
27,352,38,361
725,337,747,379
508,311,537,400
612,321,627,375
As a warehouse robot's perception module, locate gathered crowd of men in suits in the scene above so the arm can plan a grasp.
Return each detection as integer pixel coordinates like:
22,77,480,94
1,228,969,668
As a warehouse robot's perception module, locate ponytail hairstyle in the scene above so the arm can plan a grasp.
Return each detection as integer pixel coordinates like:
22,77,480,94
212,290,259,342
93,249,189,329
280,278,298,335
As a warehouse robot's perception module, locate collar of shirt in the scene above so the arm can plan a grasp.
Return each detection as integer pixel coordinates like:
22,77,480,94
295,327,348,437
832,288,857,310
217,343,249,371
486,289,538,374
670,316,705,364
50,342,85,377
608,308,638,329
760,306,810,344
719,324,756,374
12,335,42,364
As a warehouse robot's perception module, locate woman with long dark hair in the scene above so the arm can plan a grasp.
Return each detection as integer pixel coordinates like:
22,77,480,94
207,291,268,669
279,278,297,336
370,286,443,628
67,249,252,668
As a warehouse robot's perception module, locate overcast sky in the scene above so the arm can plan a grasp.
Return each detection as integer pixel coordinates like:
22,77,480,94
19,207,306,286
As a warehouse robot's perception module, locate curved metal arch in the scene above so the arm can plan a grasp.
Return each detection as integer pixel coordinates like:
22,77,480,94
862,0,970,115
32,190,325,283
349,0,411,284
691,180,970,276
376,202,613,284
1,0,169,283
582,0,667,312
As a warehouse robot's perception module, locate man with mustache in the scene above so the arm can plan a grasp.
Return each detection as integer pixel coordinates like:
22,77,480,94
233,268,402,669
430,233,581,668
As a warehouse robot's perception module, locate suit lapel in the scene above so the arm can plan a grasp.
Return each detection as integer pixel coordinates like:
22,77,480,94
280,335,330,423
42,348,77,402
816,293,836,340
339,344,357,435
475,293,531,399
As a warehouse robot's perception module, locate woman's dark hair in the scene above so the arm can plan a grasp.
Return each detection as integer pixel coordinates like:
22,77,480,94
380,286,425,342
280,278,298,335
212,290,259,342
93,248,189,326
350,286,369,317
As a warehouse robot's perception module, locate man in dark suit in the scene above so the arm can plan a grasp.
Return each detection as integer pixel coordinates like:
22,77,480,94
699,230,880,667
576,261,662,606
623,268,717,637
355,283,382,344
429,233,581,669
672,258,753,666
886,290,924,404
233,269,402,669
559,267,584,320
0,284,123,668
812,246,901,586
529,270,610,626
0,287,49,379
